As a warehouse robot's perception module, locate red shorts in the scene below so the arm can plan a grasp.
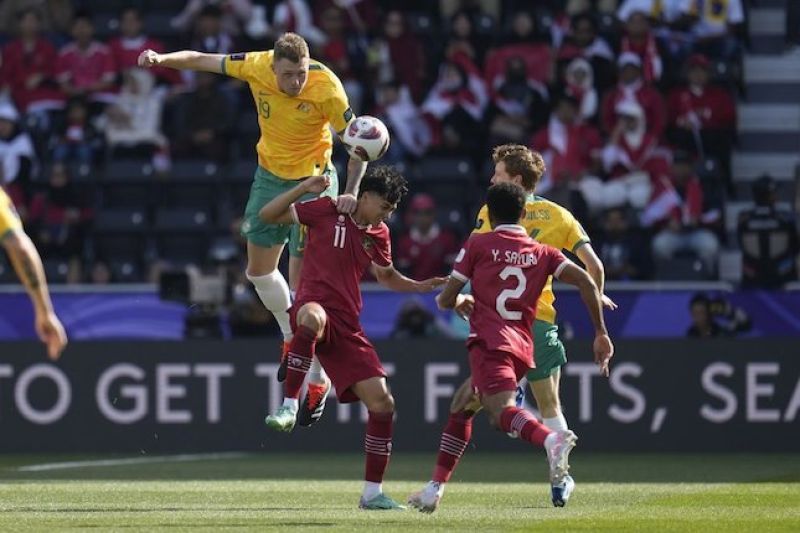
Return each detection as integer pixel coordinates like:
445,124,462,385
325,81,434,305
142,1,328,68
468,342,532,397
290,302,386,403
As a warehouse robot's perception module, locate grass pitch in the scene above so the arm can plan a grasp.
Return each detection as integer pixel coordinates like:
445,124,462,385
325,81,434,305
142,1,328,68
0,453,798,531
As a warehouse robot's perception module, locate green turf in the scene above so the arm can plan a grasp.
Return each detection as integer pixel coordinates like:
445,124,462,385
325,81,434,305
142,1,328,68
0,453,798,531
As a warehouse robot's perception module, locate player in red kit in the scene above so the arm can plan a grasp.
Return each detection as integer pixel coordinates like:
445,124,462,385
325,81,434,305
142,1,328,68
258,166,446,510
408,182,614,513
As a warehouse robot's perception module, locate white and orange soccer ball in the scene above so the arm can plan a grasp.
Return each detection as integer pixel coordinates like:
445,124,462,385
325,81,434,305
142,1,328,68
342,116,390,162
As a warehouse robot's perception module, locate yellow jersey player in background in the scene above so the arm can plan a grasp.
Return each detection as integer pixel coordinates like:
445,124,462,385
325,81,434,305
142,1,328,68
0,188,67,360
138,32,363,426
409,144,616,512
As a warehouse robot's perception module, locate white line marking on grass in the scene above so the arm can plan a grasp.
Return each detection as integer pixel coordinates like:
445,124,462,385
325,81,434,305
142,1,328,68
17,452,249,472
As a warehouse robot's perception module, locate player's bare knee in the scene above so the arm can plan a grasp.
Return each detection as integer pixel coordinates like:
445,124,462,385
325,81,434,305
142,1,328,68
297,303,326,336
368,392,395,414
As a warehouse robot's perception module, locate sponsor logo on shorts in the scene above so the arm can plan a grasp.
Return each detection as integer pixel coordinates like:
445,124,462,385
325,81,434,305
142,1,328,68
242,220,252,233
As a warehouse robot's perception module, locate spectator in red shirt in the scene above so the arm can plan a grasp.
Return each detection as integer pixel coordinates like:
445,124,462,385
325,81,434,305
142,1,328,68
395,194,460,280
56,11,117,106
0,9,65,114
368,10,426,103
651,151,720,274
582,99,670,213
28,162,92,268
600,52,666,139
109,7,181,87
531,92,603,200
619,10,665,84
667,54,736,187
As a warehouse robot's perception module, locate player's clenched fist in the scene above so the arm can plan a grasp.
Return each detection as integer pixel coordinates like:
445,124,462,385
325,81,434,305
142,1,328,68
137,49,160,67
302,175,330,194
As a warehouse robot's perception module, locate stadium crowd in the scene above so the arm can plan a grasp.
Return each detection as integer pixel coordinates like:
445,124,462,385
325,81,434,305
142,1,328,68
0,0,796,289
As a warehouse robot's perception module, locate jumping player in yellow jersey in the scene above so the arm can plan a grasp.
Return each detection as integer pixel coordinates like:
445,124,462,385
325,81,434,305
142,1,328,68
0,188,67,360
409,144,617,512
138,33,364,423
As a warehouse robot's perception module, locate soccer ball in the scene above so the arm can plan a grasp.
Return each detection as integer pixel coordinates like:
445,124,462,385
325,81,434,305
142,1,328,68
342,116,390,162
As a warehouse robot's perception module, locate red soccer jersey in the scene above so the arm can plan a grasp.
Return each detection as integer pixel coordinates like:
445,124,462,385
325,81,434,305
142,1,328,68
56,41,116,91
291,197,392,322
452,225,568,364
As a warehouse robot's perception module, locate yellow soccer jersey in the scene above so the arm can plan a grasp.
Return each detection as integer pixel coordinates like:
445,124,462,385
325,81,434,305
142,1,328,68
0,188,22,240
474,194,590,324
222,50,352,179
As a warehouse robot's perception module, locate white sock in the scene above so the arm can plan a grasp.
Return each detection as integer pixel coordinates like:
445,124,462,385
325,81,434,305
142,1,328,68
247,271,292,339
362,481,382,500
543,412,568,432
308,357,327,384
282,398,299,411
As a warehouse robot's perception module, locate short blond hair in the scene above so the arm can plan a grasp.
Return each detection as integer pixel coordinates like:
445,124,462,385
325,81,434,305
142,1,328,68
274,32,309,63
491,144,545,192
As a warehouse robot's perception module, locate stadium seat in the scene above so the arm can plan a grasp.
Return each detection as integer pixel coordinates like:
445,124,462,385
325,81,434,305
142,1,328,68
154,208,212,232
144,0,186,13
655,256,710,281
227,160,258,183
100,183,152,209
104,159,154,182
42,259,70,284
169,160,221,181
109,260,142,283
415,156,476,181
0,255,15,283
94,209,148,233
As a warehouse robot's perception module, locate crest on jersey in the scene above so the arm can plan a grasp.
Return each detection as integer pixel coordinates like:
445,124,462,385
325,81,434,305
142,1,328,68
337,215,345,223
296,102,311,113
362,235,374,250
230,52,246,61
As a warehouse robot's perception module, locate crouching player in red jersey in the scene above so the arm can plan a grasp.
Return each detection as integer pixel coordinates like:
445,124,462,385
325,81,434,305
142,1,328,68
259,166,447,510
408,182,614,513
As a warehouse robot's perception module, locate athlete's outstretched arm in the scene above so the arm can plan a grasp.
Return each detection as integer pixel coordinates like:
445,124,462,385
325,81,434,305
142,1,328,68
435,277,468,310
575,243,617,310
138,49,225,73
259,175,330,224
557,263,614,376
334,154,367,214
374,264,448,293
1,231,67,360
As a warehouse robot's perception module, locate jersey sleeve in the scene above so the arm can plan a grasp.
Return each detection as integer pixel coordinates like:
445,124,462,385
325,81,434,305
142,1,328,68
221,51,260,81
545,246,570,279
472,205,491,234
0,190,22,240
290,197,334,228
451,236,477,283
319,72,353,133
560,207,591,253
371,226,393,268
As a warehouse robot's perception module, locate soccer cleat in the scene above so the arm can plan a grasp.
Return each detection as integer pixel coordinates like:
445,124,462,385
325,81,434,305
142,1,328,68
546,430,577,485
264,406,297,432
298,378,331,427
277,341,290,382
407,482,442,513
359,493,406,510
551,474,575,507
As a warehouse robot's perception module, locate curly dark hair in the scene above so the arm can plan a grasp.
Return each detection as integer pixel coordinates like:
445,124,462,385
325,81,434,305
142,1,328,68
487,182,526,226
358,165,409,205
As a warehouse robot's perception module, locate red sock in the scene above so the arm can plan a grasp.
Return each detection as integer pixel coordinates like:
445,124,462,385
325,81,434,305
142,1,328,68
364,411,393,483
283,325,316,399
432,411,473,483
500,407,551,447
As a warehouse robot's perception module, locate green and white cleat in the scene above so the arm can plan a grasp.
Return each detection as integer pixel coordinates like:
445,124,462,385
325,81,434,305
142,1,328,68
359,493,406,510
264,406,297,432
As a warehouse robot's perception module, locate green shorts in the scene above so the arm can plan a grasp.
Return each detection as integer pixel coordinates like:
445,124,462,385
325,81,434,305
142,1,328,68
241,165,338,257
527,320,567,382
